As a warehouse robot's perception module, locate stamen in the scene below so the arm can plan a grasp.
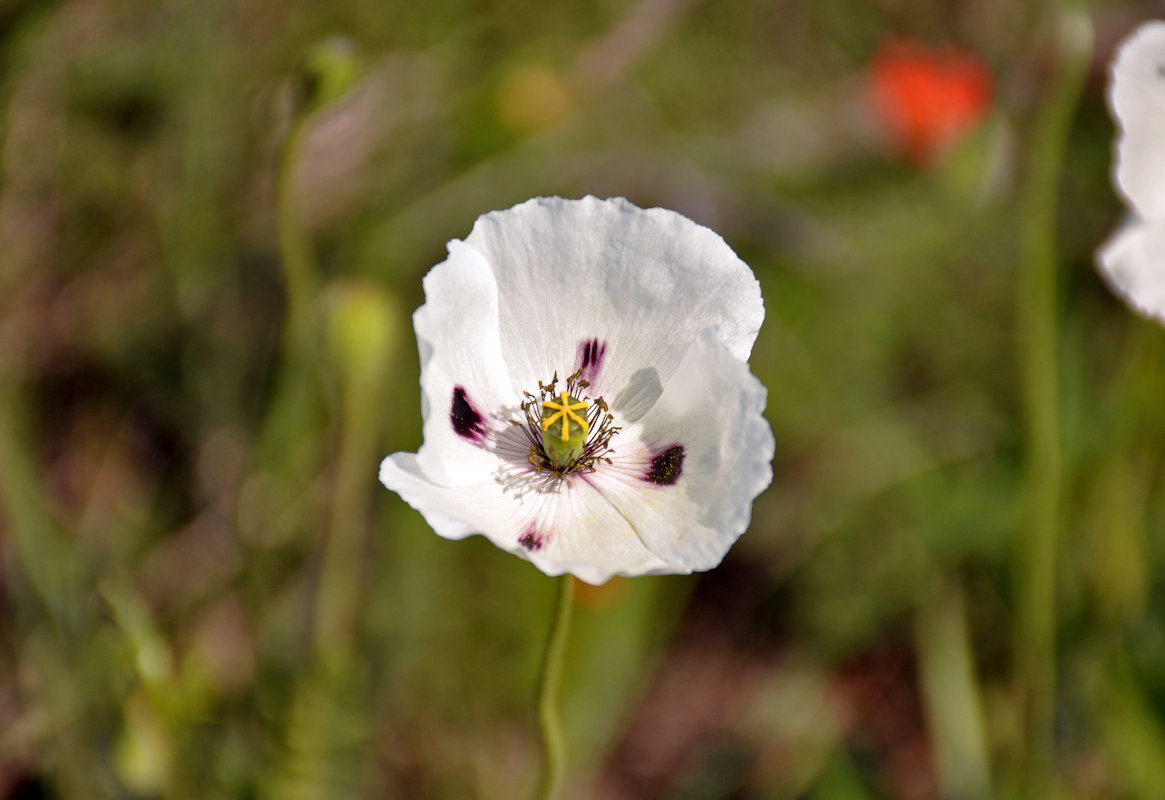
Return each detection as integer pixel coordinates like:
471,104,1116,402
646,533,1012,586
517,368,621,476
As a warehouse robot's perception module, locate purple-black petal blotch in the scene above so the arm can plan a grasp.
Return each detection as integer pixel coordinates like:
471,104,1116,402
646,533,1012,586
576,338,607,384
519,529,545,551
644,444,685,485
450,386,486,442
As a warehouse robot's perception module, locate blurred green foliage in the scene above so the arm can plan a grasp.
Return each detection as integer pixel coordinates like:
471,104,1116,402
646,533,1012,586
1,0,1164,797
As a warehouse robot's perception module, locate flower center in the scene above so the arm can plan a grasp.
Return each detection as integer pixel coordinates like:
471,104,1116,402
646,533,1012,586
541,391,589,465
516,369,619,475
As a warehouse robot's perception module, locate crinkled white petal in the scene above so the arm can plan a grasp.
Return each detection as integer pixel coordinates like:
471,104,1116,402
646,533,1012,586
462,196,764,405
1097,220,1165,323
411,241,515,486
379,452,673,584
1110,21,1165,221
587,328,773,572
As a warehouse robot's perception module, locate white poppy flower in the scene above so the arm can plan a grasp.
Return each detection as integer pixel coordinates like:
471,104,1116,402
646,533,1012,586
379,196,774,585
1098,21,1165,321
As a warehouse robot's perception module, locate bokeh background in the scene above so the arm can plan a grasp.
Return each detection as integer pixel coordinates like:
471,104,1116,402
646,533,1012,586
1,0,1164,797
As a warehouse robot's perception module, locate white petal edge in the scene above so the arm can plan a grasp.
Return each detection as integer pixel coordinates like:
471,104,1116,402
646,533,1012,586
379,453,675,585
1110,21,1165,221
411,240,516,486
588,327,774,572
461,196,765,403
1097,220,1165,323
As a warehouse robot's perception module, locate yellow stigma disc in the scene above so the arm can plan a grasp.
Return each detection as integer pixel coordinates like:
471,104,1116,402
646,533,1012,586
541,392,589,442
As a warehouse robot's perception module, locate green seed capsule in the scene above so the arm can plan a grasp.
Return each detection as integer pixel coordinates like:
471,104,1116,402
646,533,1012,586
541,392,589,468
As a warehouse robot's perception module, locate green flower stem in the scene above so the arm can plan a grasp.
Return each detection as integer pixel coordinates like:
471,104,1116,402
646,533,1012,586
534,576,575,800
1014,7,1091,793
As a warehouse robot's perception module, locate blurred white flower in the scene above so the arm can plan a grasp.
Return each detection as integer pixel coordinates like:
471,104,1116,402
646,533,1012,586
379,196,773,584
1098,21,1165,321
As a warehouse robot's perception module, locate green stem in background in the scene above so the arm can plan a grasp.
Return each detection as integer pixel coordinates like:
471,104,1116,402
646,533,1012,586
316,282,397,665
0,384,84,631
916,580,991,799
254,91,324,486
534,576,575,800
273,40,361,361
265,51,392,796
275,115,317,358
313,367,372,665
1014,6,1091,794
